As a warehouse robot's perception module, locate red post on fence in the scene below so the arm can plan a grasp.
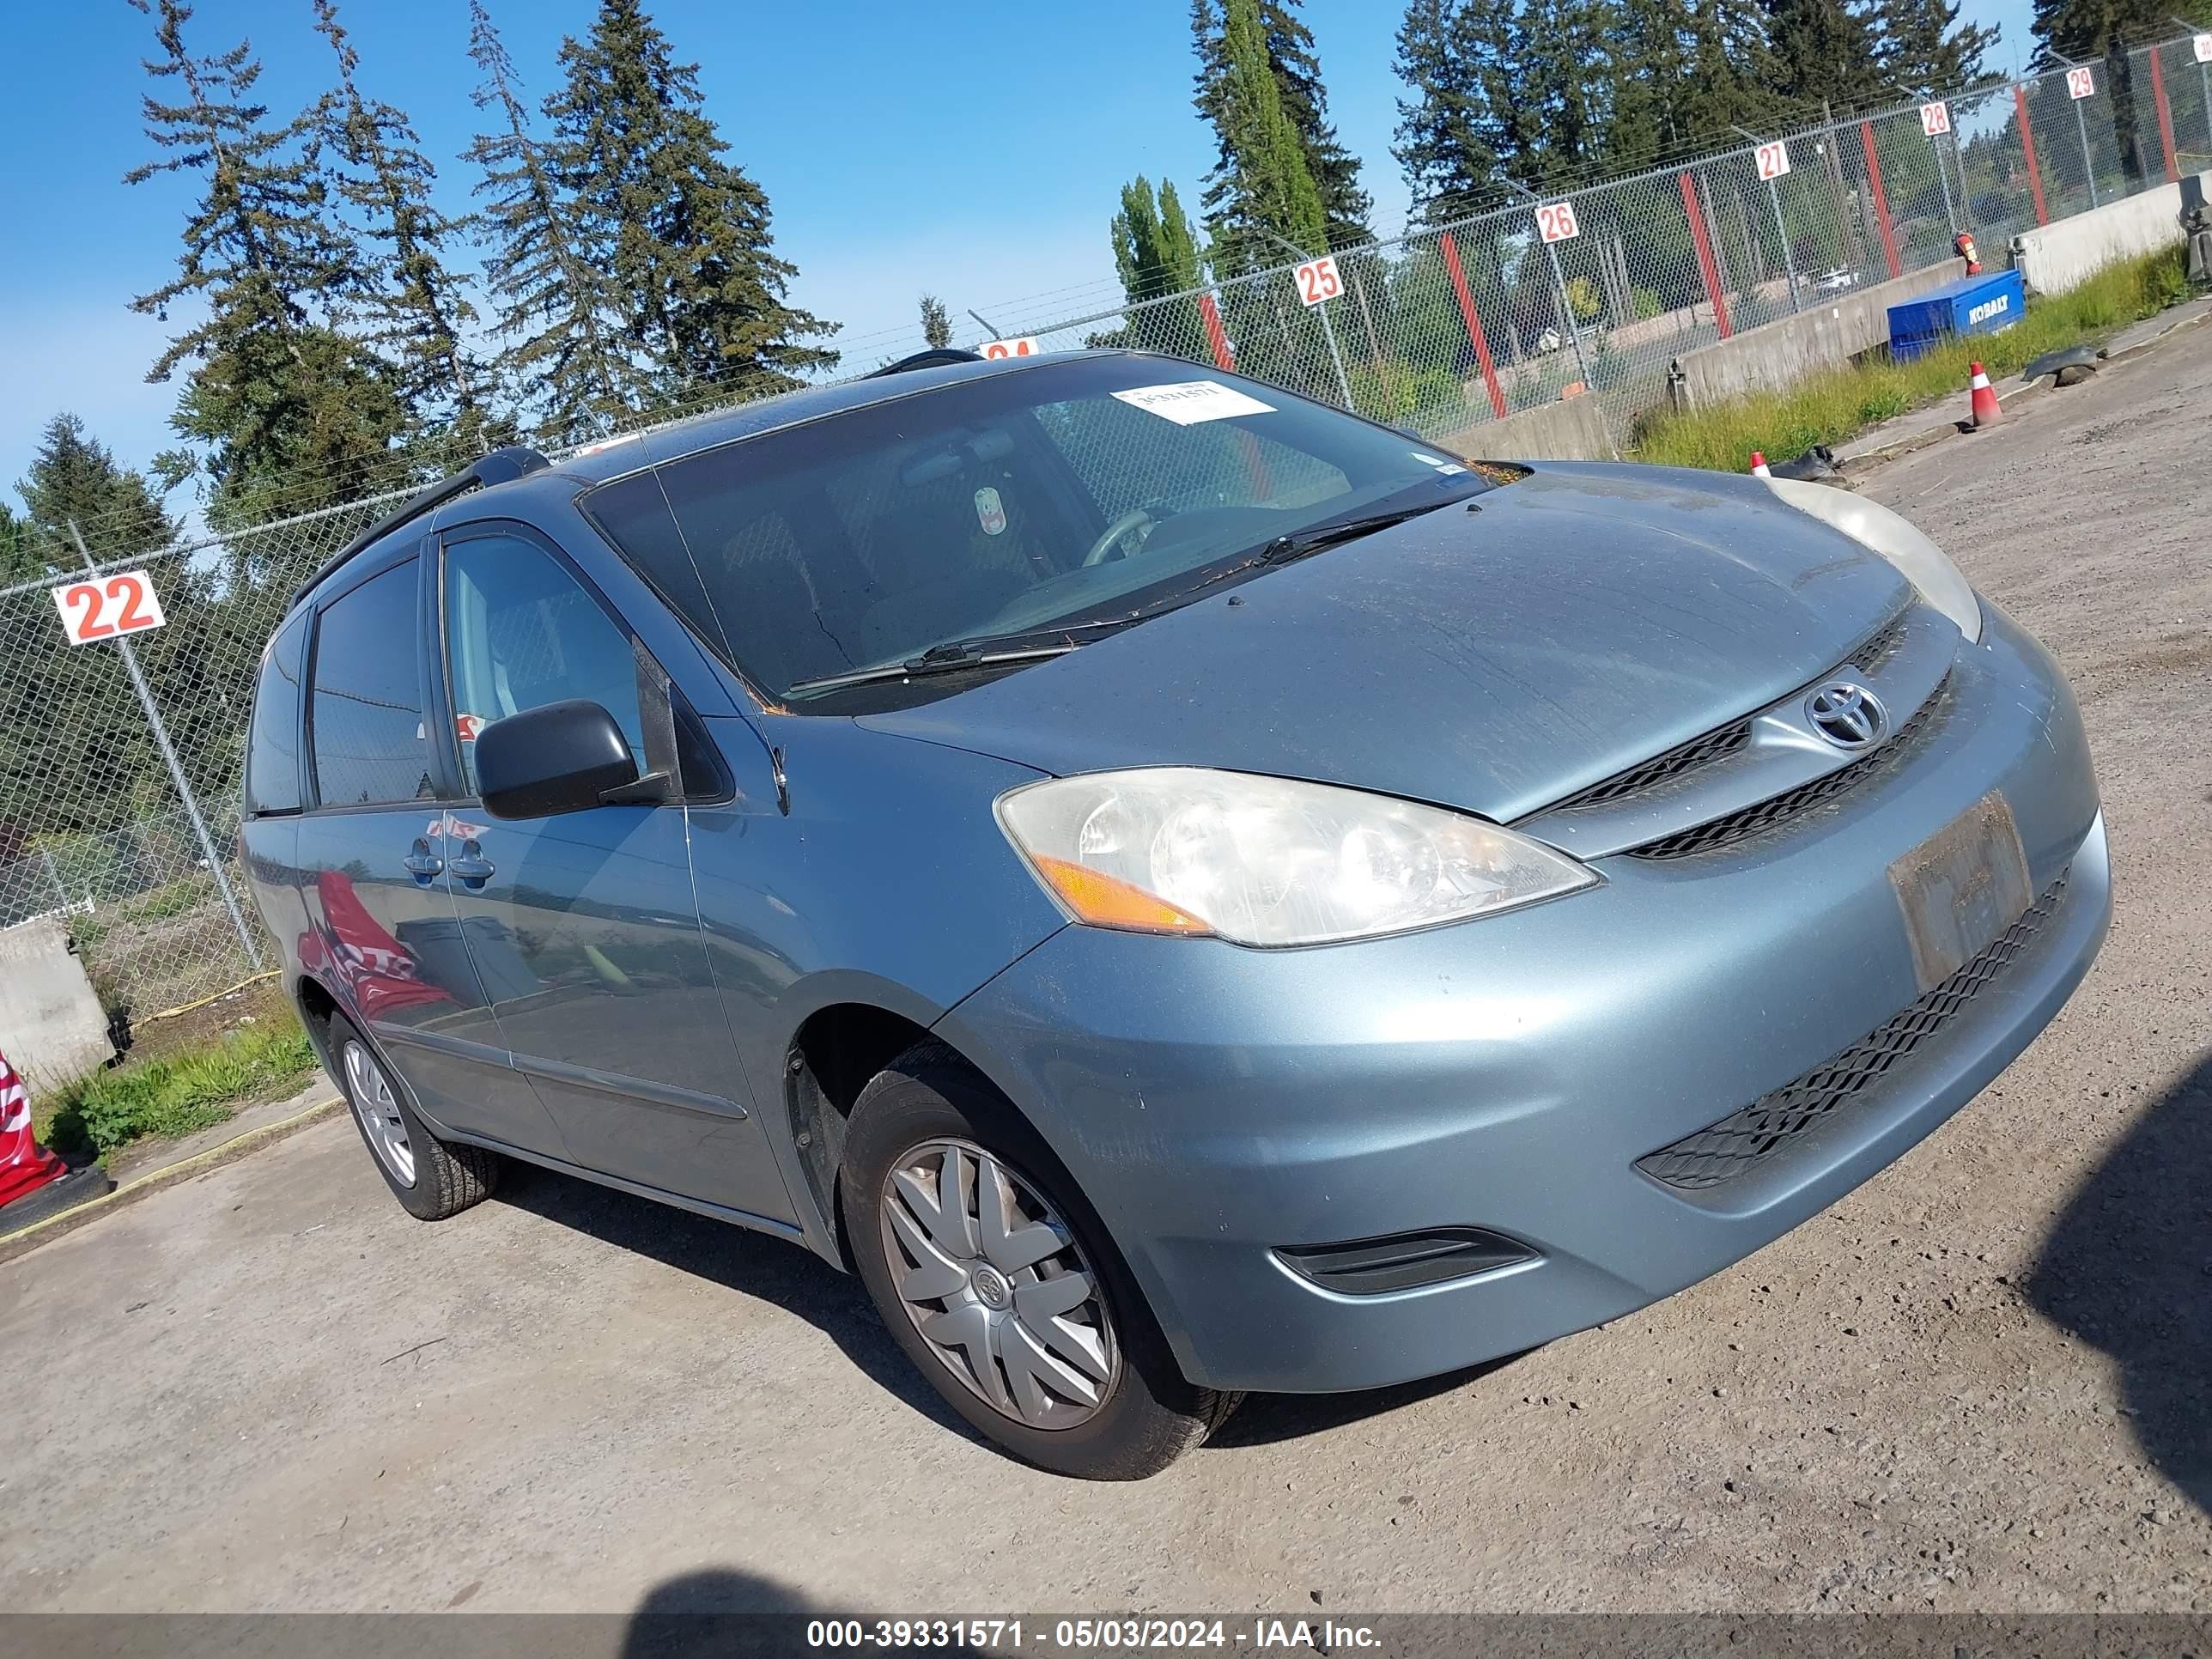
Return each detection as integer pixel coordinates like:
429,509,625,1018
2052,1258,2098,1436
2148,48,2181,183
2014,86,2051,226
1196,292,1235,372
1857,123,1905,278
1436,231,1508,422
1677,171,1733,340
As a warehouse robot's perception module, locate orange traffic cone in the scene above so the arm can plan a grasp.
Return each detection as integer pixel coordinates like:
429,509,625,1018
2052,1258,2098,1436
1968,362,2002,428
1748,450,1773,478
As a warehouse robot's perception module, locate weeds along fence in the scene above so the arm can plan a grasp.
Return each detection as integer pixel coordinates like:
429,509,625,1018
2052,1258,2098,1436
4,31,2207,1025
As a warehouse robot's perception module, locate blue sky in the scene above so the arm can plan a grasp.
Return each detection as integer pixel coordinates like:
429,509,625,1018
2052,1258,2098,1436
0,0,2037,501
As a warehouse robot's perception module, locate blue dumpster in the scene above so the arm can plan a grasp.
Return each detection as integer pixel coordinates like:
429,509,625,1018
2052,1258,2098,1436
1887,270,2027,362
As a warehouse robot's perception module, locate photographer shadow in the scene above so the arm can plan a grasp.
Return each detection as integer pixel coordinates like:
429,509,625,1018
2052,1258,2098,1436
2026,1051,2211,1515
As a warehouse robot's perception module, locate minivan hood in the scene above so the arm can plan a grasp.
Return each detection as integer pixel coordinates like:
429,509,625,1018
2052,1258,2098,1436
859,464,1916,823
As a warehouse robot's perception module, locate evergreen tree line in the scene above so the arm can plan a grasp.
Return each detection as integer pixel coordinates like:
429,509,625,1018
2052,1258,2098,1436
113,0,836,535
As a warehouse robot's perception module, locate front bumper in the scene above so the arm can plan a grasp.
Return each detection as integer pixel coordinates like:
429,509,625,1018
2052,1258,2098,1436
936,603,2109,1393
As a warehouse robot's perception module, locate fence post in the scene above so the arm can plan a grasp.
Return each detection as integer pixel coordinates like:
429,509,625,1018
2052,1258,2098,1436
1197,292,1235,371
1857,123,1905,278
2074,79,2099,205
1678,171,1733,339
2014,85,2051,226
64,520,263,976
2148,46,2181,182
1437,231,1509,420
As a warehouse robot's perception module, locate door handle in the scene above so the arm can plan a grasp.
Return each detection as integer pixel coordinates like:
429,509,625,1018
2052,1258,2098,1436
447,844,496,885
402,843,444,884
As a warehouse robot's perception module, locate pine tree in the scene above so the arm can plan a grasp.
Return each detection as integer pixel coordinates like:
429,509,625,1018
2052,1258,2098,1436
1878,0,2000,92
918,294,952,349
1516,0,1622,185
124,0,404,524
2030,0,2200,62
463,0,638,444
1761,0,1890,114
1206,0,1332,270
543,0,838,407
311,0,494,458
16,416,179,557
1393,0,1505,220
1192,0,1372,249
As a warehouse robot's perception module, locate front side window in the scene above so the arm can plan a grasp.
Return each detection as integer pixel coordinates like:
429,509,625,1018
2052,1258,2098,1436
310,560,434,807
581,357,1489,703
441,531,647,795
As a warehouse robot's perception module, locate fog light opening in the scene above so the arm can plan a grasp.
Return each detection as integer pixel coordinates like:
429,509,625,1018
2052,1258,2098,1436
1277,1227,1536,1295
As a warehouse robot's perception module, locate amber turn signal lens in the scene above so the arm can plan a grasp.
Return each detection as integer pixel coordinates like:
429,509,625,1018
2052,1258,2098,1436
1030,855,1212,936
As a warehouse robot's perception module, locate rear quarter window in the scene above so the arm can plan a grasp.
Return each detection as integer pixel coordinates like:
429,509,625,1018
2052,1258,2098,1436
245,614,308,815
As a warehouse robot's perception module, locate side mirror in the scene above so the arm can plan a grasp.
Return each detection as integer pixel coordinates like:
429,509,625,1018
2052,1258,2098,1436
475,700,640,819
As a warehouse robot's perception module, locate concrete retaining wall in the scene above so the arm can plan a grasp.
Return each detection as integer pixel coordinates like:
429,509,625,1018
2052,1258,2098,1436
1665,264,1965,411
2010,171,2211,295
1435,390,1613,462
0,917,115,1093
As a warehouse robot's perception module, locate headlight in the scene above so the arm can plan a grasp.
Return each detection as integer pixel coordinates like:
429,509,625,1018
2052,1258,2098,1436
1767,478,1981,643
995,769,1598,946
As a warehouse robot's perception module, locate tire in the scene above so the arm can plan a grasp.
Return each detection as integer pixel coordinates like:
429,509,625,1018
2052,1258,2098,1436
318,1009,497,1221
839,1041,1238,1480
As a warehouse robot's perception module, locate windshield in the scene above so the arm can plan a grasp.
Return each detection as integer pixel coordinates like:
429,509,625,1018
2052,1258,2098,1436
580,355,1493,703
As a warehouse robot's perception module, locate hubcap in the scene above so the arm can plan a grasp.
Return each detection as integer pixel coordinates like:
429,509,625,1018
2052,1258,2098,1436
879,1139,1119,1430
343,1040,416,1188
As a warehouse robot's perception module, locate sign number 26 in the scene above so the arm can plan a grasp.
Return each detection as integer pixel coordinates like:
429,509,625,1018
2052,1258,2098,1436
52,570,167,645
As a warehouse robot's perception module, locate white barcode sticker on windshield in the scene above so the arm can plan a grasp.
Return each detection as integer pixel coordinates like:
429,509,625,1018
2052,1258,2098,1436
1111,381,1274,425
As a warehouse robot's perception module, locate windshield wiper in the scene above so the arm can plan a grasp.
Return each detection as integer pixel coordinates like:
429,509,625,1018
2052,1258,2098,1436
785,637,1084,697
1255,495,1467,566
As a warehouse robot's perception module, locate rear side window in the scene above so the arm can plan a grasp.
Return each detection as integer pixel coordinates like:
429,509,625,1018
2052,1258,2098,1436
244,614,308,814
309,559,434,807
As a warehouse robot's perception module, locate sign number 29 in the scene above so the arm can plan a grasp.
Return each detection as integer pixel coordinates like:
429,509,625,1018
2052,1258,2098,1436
52,570,167,645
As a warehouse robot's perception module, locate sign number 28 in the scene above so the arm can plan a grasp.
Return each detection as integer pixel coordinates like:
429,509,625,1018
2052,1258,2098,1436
52,570,167,645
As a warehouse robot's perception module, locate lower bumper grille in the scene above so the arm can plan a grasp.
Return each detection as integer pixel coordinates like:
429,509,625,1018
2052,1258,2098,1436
1637,869,2069,1191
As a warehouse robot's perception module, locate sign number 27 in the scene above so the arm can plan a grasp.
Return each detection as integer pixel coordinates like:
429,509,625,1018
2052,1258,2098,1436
52,570,167,645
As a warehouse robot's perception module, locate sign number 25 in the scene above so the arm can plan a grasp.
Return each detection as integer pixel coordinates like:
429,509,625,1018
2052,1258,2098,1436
52,570,167,645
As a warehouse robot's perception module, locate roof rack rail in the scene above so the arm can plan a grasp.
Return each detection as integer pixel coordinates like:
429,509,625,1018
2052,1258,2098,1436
865,347,985,378
286,445,551,614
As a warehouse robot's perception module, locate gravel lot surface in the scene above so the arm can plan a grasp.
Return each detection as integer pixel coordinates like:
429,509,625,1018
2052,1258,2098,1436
2,323,2205,1620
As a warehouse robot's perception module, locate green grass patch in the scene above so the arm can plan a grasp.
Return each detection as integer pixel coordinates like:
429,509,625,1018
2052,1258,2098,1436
1626,247,2192,473
34,1018,318,1161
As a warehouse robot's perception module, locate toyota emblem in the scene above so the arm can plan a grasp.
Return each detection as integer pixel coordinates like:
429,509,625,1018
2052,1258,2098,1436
1806,681,1886,749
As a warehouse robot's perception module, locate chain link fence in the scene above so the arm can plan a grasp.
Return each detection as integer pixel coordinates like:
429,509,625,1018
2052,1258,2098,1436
5,30,2207,1029
1014,33,2212,452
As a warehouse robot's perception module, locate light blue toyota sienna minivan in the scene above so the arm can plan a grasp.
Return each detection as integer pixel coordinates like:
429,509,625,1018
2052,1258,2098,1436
242,349,2106,1478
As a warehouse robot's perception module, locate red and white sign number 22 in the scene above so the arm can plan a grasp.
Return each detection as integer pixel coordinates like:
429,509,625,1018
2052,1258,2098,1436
52,570,167,645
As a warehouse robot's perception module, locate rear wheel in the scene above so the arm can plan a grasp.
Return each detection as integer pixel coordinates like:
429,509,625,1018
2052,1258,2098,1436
319,1010,496,1221
840,1041,1237,1479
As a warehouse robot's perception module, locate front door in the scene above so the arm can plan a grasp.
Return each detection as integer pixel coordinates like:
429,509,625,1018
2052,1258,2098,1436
295,550,559,1154
432,523,794,1226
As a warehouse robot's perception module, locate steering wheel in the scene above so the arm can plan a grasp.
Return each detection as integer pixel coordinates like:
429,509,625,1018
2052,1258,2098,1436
1081,506,1164,568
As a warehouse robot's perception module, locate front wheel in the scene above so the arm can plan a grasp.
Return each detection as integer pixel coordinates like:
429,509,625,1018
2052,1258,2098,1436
839,1042,1237,1479
320,1009,497,1221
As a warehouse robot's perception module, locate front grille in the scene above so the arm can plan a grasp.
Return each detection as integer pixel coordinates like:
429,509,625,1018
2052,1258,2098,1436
1849,605,1915,675
1551,604,1916,818
1637,871,2069,1191
1628,678,1950,860
1554,720,1753,811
